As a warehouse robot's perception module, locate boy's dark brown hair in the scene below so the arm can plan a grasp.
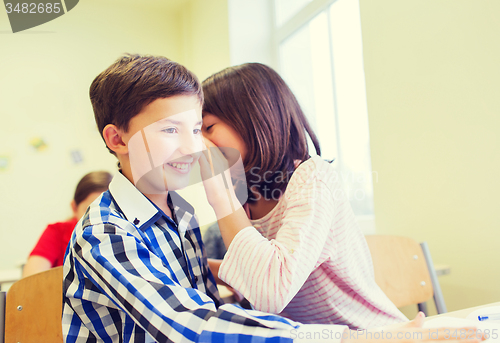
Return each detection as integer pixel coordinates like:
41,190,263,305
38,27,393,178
74,171,113,205
90,54,203,155
202,63,321,203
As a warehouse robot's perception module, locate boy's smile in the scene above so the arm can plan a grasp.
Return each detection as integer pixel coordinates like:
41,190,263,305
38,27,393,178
119,95,203,194
165,161,191,174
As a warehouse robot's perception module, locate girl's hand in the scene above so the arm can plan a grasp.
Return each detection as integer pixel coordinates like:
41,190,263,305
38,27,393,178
199,138,239,217
383,312,425,330
202,137,246,182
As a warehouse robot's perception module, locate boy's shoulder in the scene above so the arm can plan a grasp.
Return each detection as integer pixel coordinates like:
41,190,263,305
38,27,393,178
79,190,130,231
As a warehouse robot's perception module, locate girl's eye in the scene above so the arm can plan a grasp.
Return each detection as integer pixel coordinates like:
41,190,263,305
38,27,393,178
205,124,214,131
162,127,177,134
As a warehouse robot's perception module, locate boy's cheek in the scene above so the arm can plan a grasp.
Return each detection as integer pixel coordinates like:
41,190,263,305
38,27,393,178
150,144,175,166
128,133,156,184
194,153,202,163
196,139,206,151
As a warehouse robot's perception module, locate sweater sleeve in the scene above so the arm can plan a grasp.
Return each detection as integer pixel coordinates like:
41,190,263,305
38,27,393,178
219,168,336,314
65,221,348,343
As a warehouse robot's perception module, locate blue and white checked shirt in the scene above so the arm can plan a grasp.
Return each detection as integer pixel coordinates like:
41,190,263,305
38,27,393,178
62,172,346,342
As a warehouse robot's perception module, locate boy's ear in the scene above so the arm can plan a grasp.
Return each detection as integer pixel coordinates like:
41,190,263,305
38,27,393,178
103,124,128,155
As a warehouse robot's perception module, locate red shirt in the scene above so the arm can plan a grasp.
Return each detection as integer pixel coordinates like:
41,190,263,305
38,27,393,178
29,218,78,267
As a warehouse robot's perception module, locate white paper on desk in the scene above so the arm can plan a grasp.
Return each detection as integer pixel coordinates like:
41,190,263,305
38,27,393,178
425,317,500,343
466,306,500,324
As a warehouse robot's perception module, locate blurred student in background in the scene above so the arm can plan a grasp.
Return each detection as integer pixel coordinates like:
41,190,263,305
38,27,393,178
22,171,112,277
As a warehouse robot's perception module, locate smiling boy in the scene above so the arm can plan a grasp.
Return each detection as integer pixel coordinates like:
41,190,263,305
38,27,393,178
61,54,485,343
62,54,338,343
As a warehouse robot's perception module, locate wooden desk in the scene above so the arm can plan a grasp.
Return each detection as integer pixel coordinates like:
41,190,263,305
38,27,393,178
429,302,500,319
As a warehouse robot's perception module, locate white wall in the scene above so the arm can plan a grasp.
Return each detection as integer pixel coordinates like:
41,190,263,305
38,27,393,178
178,0,230,81
227,0,275,67
0,0,183,270
359,0,500,313
175,0,231,229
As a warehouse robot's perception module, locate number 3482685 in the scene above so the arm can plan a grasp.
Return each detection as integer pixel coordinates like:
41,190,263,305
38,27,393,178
5,3,61,14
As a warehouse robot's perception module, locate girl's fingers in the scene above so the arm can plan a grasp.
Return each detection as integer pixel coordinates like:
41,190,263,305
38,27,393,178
203,136,217,148
409,312,426,328
380,312,426,331
205,143,215,176
205,147,230,175
199,146,225,177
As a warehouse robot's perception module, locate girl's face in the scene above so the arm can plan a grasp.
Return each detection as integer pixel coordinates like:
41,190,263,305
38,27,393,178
202,113,247,160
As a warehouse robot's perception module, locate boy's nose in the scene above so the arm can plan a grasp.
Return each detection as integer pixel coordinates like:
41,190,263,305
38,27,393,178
179,133,202,156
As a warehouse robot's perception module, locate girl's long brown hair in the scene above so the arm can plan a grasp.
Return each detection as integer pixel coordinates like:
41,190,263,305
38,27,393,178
202,63,321,203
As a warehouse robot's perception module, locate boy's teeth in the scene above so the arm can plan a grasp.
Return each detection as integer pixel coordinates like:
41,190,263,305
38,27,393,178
169,163,188,170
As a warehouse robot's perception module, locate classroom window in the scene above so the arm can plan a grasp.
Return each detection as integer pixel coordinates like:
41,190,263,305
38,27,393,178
274,0,312,27
275,0,375,219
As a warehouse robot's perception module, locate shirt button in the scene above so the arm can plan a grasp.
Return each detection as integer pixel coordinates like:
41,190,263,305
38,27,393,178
194,276,198,283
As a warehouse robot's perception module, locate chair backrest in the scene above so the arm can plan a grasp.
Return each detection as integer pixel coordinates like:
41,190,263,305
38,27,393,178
1,291,6,343
4,266,63,343
365,235,433,308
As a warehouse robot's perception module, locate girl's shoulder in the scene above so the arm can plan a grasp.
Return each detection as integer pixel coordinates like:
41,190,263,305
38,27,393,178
294,156,337,181
286,156,340,196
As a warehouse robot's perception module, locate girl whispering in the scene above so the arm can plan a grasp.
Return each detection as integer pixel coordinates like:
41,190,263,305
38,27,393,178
200,63,408,329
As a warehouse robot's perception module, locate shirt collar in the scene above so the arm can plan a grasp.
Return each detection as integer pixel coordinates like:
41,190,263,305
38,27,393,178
108,171,160,228
108,171,196,231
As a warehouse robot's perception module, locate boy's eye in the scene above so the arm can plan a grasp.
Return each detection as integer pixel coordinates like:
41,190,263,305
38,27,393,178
193,128,202,135
162,127,177,134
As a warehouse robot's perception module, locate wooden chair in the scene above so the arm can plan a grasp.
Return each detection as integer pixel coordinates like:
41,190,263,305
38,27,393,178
2,266,63,343
1,291,5,343
365,235,447,315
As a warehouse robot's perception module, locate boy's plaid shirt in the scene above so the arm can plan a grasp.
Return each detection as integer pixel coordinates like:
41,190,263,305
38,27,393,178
61,172,306,343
